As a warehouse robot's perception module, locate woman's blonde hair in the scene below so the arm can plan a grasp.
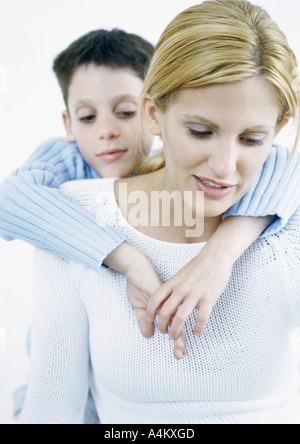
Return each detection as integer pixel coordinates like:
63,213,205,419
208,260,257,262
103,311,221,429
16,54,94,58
138,0,300,175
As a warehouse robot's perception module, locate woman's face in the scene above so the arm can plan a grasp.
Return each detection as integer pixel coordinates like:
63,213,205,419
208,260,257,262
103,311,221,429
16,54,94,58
148,77,286,218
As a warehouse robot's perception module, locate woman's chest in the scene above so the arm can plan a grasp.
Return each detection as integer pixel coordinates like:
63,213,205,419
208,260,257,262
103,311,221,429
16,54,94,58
79,264,293,404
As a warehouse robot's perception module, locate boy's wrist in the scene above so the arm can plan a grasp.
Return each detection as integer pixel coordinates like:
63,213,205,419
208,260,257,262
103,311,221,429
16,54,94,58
203,221,239,264
212,215,275,263
103,241,143,275
200,242,237,273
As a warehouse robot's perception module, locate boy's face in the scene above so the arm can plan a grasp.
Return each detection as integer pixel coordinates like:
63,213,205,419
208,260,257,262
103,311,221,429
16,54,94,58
63,64,154,178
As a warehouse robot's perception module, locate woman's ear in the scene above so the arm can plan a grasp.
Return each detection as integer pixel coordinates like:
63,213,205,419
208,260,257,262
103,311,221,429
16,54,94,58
62,111,76,143
143,95,162,137
275,112,290,136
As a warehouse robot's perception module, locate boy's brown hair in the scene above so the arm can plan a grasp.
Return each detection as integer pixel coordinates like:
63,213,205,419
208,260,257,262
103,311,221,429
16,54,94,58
53,28,154,109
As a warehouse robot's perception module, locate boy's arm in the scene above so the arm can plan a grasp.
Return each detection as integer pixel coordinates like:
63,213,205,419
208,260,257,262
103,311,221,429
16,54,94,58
148,145,300,339
0,138,124,270
223,144,300,234
0,137,185,356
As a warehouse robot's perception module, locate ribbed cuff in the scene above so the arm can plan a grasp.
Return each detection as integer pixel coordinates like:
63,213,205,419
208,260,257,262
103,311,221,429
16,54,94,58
224,145,300,237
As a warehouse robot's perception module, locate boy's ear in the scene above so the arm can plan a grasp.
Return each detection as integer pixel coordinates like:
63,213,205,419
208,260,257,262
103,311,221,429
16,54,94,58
143,95,162,137
62,111,76,143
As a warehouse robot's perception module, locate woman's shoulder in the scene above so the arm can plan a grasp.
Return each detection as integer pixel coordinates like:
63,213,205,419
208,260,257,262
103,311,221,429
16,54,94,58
283,205,300,246
284,205,300,231
33,248,87,295
271,205,300,261
60,177,119,215
60,177,118,195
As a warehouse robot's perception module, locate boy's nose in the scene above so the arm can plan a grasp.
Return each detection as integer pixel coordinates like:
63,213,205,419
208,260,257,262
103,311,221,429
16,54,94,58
98,118,120,140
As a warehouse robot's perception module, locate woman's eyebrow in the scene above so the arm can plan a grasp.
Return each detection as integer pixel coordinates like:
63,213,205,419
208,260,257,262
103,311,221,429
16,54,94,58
243,126,273,134
182,115,273,133
181,115,219,130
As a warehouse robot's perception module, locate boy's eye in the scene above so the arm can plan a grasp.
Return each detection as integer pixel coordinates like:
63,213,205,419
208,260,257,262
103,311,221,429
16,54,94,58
79,115,96,123
116,111,136,119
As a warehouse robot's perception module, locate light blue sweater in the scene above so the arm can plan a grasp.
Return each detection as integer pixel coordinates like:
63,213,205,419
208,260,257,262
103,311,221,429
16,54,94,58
0,138,299,271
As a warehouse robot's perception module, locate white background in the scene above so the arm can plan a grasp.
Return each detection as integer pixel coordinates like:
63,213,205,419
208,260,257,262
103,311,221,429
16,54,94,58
1,0,300,424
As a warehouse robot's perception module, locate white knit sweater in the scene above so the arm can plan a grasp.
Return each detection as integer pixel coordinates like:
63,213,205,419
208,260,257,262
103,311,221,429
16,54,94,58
20,178,300,424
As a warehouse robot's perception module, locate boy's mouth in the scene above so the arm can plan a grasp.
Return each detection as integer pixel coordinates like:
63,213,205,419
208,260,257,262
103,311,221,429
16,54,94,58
96,149,128,162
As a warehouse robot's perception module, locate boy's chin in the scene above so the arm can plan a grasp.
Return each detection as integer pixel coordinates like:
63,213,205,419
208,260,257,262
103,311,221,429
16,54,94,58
97,164,135,179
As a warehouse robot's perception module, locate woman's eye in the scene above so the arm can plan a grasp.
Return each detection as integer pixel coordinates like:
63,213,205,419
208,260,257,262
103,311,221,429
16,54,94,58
188,128,213,138
79,115,96,123
242,137,264,146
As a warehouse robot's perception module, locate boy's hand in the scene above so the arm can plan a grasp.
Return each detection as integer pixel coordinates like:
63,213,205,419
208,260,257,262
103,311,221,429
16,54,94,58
147,216,274,340
147,248,234,340
126,280,187,360
104,242,187,360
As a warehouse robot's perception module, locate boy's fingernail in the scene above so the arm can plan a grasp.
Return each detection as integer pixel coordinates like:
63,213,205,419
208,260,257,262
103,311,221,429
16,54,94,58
147,317,153,323
177,337,185,349
168,333,174,340
175,350,183,360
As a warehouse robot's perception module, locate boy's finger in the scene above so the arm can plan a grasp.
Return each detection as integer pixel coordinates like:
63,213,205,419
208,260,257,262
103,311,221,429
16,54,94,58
147,283,173,321
168,297,198,339
134,308,155,338
173,329,187,360
157,291,186,334
193,304,212,336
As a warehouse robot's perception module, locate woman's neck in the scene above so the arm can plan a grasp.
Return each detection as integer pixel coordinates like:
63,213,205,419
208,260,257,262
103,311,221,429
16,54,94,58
114,168,222,244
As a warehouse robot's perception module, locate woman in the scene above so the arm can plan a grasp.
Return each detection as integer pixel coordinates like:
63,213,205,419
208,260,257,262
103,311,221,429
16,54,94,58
20,0,300,424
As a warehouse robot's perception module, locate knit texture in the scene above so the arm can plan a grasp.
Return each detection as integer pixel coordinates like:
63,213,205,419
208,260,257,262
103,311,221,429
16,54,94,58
20,178,300,424
0,138,299,271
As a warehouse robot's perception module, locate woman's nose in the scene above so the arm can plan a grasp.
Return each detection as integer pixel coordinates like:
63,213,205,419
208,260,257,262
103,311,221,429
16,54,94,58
208,142,238,179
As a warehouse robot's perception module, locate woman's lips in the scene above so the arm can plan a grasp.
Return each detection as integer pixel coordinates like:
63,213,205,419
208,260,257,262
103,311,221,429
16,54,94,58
96,149,128,162
193,175,236,199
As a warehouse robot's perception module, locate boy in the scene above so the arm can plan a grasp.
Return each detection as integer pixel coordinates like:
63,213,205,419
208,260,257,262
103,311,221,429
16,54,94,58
1,28,300,422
